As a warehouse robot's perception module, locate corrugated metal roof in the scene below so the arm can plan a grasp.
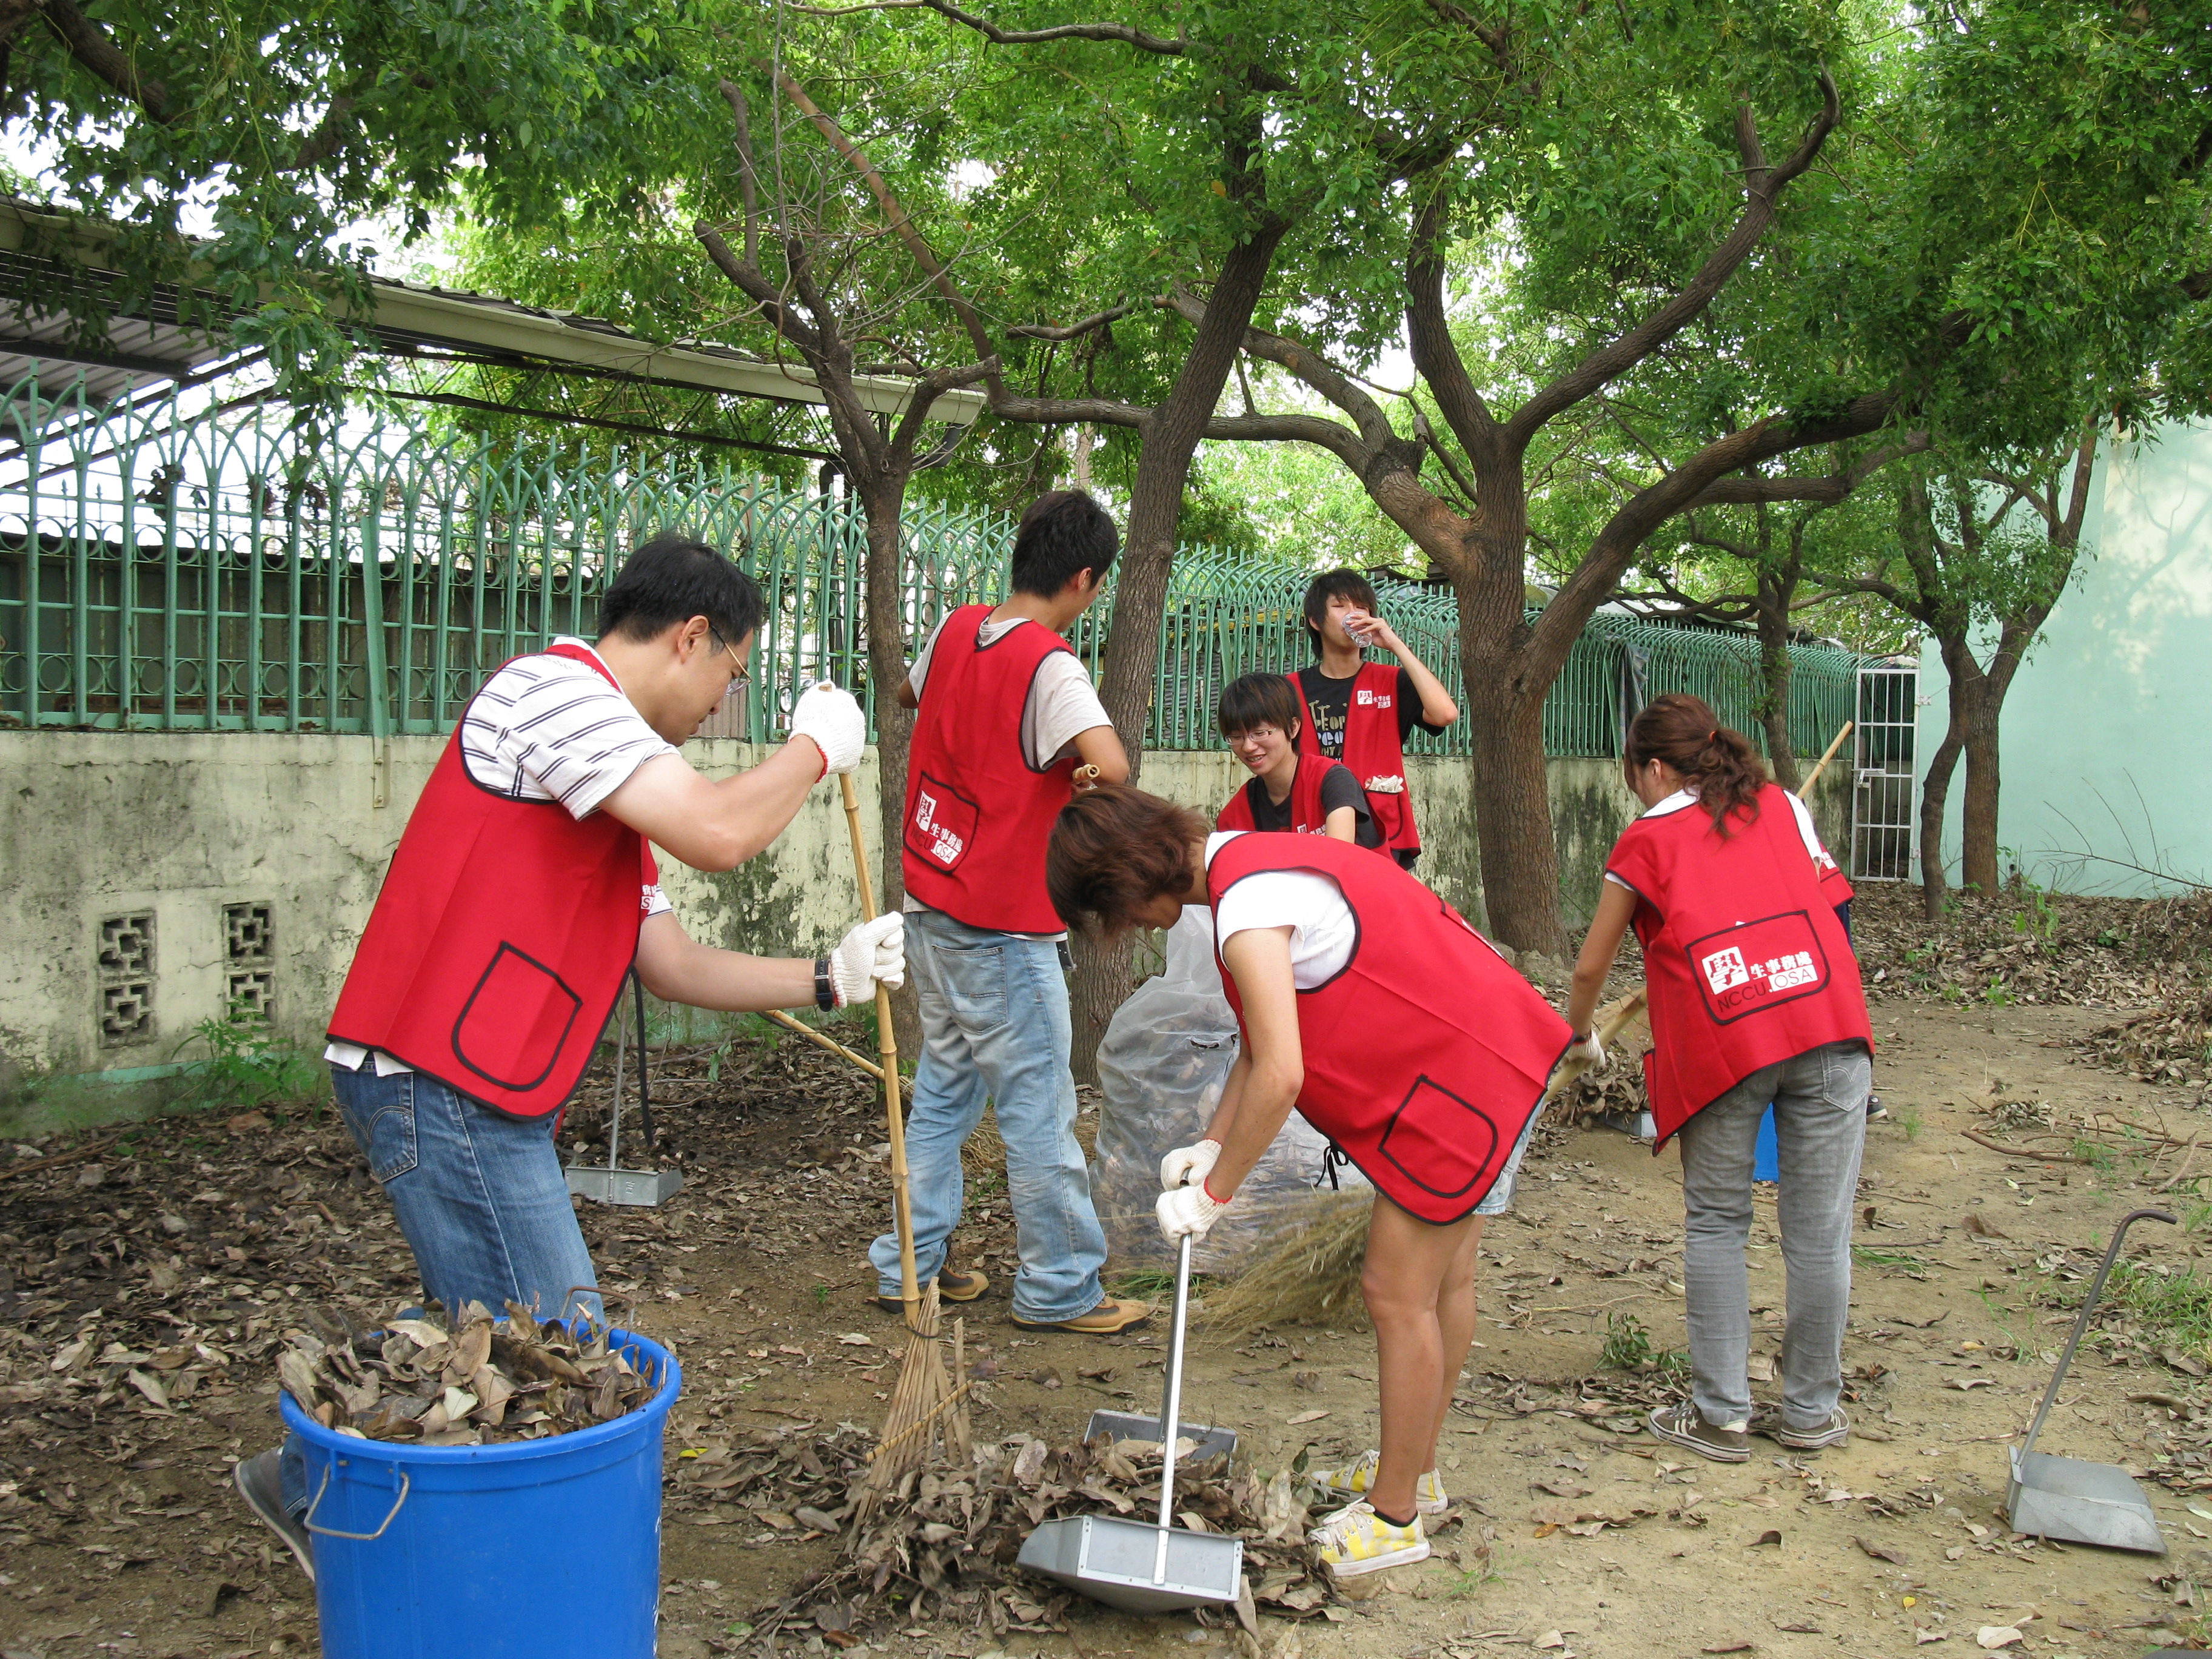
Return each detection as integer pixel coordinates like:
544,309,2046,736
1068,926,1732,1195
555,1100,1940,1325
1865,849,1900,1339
0,199,987,424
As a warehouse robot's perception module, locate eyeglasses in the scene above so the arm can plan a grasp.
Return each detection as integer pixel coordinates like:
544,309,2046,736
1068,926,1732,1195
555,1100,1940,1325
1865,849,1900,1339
708,631,752,689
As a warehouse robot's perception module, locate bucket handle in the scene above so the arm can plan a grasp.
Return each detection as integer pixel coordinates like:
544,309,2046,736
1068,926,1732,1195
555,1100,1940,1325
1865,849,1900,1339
302,1464,411,1541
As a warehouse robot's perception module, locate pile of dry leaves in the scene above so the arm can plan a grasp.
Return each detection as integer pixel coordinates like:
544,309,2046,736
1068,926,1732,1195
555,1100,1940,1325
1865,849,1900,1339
277,1302,664,1444
704,1430,1353,1646
1850,885,2212,1014
2078,990,2212,1090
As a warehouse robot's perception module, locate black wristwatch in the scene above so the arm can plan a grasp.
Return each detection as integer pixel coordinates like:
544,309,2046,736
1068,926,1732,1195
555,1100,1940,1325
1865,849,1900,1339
814,955,836,1011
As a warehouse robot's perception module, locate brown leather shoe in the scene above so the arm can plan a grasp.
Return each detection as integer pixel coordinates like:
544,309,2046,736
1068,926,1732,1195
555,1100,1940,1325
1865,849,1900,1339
1010,1296,1151,1335
870,1269,990,1315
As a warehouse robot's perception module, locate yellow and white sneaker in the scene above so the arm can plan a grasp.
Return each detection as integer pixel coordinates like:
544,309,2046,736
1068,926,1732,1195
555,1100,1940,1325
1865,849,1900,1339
1306,1499,1430,1578
1308,1449,1450,1515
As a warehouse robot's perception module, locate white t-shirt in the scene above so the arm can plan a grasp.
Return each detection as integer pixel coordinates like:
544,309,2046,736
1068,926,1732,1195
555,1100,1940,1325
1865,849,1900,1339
903,612,1113,940
1204,831,1358,988
1602,787,1840,894
907,612,1111,771
328,638,673,1075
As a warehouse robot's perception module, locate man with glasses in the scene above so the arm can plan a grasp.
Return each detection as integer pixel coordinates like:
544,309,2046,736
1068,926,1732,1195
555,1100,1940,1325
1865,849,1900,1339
237,531,900,1578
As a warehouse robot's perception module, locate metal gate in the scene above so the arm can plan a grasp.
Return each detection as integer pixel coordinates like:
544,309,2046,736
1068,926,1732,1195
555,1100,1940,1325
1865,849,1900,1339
1853,657,1919,880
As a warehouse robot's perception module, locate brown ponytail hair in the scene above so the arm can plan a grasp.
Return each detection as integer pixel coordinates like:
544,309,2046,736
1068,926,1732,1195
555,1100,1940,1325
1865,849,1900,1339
1623,692,1769,836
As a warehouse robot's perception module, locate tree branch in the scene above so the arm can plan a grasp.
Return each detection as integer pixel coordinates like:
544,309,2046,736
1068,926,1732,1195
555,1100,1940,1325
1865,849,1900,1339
1407,193,1502,466
757,62,1004,383
44,0,169,121
1504,68,1839,446
1007,301,1139,341
1165,286,1399,456
888,355,999,464
913,0,1295,89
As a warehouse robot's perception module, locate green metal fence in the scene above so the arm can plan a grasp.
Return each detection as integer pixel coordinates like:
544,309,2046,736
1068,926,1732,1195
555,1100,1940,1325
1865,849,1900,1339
0,373,1857,757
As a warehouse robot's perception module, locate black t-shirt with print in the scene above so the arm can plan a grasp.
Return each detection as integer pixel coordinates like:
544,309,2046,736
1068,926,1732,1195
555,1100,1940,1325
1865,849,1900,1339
1241,759,1381,847
1295,664,1446,761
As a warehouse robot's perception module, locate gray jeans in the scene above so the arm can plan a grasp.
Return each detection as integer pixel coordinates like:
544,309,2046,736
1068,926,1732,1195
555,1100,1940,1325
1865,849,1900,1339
1677,1039,1871,1431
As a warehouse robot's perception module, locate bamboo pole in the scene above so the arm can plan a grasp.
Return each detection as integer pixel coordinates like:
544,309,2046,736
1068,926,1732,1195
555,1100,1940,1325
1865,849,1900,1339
759,1007,889,1084
1798,719,1853,798
839,771,922,1333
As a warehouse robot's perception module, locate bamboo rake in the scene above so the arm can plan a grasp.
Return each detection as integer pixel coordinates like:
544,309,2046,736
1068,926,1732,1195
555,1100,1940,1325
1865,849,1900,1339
839,770,971,1523
839,771,922,1332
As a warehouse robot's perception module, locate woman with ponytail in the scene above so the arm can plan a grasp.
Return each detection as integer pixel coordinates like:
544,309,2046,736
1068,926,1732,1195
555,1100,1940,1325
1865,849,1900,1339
1563,694,1870,1463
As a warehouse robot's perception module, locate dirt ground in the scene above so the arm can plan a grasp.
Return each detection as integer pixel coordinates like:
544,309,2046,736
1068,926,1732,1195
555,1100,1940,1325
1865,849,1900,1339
9,894,2212,1658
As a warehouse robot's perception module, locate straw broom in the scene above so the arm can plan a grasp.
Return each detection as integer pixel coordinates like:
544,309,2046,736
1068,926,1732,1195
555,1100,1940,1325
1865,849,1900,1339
1202,720,1857,1335
837,771,970,1524
1201,986,1651,1335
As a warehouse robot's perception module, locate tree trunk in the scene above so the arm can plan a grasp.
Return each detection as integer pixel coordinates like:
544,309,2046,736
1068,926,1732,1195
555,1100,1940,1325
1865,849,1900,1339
1066,216,1290,1078
1917,632,1988,919
1754,574,1801,793
1461,646,1563,958
1957,683,2002,894
855,473,923,1060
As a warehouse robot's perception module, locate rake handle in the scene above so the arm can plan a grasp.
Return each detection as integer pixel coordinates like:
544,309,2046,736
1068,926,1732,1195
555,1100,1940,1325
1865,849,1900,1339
840,770,923,1332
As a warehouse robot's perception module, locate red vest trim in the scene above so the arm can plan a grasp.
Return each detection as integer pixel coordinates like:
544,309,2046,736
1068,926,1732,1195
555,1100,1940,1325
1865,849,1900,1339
327,643,655,1118
1293,663,1419,856
902,605,1078,933
1216,756,1339,836
1205,833,1570,1223
1605,784,1872,1148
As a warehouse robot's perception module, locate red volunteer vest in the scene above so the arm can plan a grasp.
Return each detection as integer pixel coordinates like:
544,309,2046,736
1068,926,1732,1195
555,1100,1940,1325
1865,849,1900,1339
327,644,656,1118
1206,833,1570,1224
1293,663,1419,857
902,605,1078,933
1216,756,1339,836
1605,784,1872,1148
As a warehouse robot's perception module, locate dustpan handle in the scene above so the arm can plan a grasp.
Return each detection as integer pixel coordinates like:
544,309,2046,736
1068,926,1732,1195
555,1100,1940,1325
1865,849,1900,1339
1153,1231,1195,1583
2019,1206,2174,1460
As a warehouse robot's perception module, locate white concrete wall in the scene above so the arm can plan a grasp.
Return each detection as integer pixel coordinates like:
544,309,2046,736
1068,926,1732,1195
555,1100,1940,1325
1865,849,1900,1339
0,732,1850,1104
1915,420,2212,894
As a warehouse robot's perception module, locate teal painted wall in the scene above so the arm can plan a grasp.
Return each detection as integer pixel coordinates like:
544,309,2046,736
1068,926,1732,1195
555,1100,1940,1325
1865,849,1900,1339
1917,421,2212,894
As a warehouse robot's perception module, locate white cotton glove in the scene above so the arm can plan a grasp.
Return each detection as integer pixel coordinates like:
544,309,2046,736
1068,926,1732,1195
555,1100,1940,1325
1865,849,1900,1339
830,914,905,1006
1563,1029,1607,1070
1159,1139,1222,1192
790,681,866,776
1156,1182,1232,1242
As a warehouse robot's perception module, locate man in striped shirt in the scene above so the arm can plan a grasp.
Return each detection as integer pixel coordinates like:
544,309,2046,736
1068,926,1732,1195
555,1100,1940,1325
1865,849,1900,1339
241,532,900,1579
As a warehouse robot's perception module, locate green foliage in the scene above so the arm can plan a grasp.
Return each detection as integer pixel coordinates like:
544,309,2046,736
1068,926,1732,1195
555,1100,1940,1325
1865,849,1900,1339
170,1004,321,1110
2044,1260,2212,1364
5,0,722,401
1598,1311,1689,1384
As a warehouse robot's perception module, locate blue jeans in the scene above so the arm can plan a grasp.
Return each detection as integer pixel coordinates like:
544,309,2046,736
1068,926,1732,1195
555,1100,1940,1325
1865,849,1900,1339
870,909,1107,1323
280,1062,600,1515
1677,1039,1871,1432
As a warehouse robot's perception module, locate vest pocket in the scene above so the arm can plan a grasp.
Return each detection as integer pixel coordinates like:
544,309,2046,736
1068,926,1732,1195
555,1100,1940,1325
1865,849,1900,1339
1376,1075,1500,1201
452,943,582,1093
907,773,980,873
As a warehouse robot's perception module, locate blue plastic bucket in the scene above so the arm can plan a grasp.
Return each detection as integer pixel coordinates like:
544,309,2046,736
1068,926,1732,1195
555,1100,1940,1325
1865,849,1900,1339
281,1328,680,1659
1754,1104,1780,1182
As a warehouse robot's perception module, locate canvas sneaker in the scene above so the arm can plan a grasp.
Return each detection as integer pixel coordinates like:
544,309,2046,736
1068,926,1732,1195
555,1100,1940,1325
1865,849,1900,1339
1756,1406,1851,1451
233,1448,315,1581
1647,1401,1751,1463
1307,1499,1430,1578
1309,1449,1450,1515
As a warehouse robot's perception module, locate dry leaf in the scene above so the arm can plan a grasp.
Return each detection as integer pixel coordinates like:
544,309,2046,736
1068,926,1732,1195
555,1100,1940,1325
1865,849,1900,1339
1853,1536,1907,1565
1287,1409,1329,1425
1975,1629,2022,1651
1749,1529,1783,1547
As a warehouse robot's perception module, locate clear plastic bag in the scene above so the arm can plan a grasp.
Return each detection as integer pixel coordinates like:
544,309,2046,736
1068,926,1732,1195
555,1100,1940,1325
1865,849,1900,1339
1090,907,1368,1276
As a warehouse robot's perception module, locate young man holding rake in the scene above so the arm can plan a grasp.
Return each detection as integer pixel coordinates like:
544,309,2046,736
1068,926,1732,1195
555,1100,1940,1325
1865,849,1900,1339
877,489,1148,1336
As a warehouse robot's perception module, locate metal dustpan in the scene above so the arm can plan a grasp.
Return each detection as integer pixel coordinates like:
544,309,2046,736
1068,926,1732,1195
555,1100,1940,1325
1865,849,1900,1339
566,974,682,1208
1020,1234,1244,1612
2008,1205,2176,1553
